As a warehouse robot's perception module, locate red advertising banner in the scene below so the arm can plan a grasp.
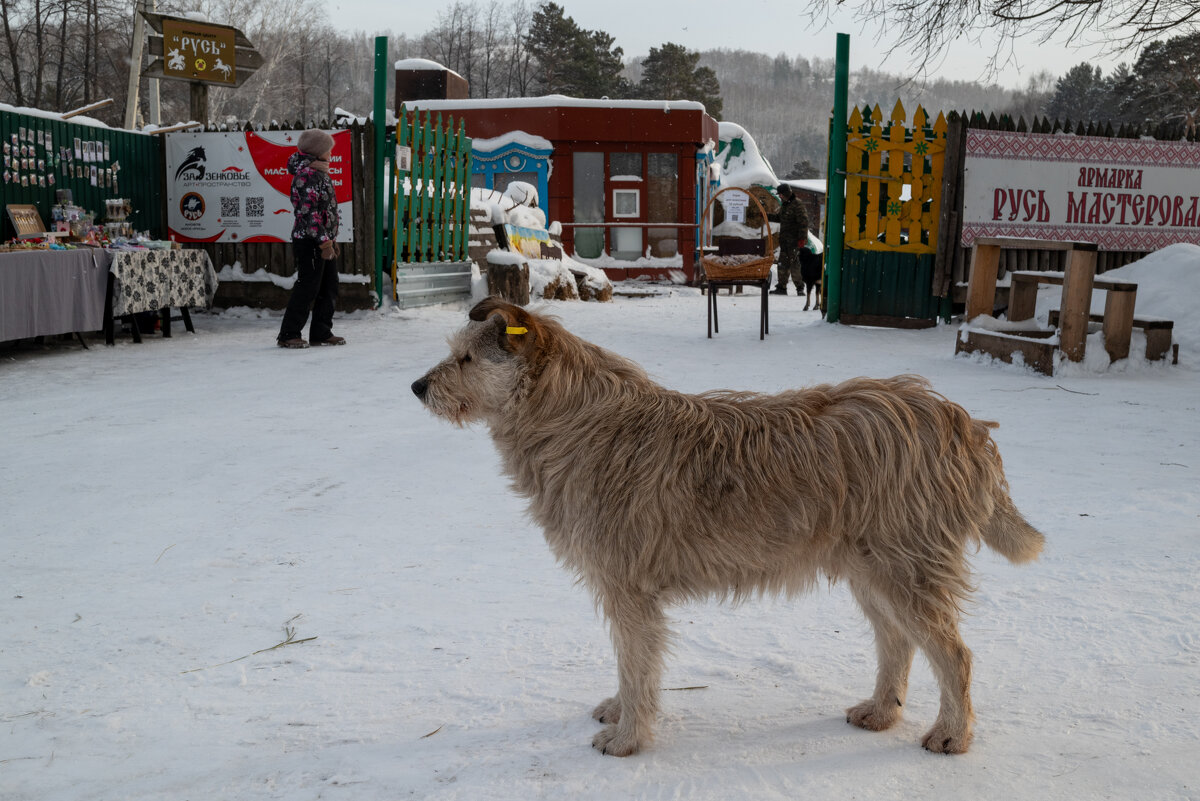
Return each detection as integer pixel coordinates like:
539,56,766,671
962,130,1200,251
165,130,353,243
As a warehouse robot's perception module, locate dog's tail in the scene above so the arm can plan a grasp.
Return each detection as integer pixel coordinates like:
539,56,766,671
980,496,1045,564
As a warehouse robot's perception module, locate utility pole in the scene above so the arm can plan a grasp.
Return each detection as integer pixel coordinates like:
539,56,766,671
123,0,147,128
146,0,160,125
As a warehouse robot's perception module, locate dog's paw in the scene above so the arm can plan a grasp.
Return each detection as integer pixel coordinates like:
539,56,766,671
846,699,902,732
592,696,621,724
921,722,973,754
592,724,640,757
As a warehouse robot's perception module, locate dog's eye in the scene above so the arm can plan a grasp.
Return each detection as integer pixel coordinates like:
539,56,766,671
459,354,472,365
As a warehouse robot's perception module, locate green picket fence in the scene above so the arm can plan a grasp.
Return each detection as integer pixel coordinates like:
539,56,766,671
0,108,164,237
390,105,471,301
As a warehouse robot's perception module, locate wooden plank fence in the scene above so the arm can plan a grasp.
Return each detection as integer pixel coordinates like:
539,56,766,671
0,107,165,238
196,118,377,310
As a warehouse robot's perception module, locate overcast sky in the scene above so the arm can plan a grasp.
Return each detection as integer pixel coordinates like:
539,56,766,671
329,0,1129,88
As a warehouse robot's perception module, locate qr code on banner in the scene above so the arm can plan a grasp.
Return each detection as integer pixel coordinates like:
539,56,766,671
220,196,240,217
245,196,265,217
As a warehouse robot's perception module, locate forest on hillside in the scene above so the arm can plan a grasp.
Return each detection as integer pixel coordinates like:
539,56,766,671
3,0,1198,177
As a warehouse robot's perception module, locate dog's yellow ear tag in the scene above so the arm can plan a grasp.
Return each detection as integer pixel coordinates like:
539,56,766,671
505,326,528,335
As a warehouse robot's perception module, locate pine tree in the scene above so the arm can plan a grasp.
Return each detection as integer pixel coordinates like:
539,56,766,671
784,160,821,179
1044,63,1106,123
567,30,630,98
1117,32,1200,132
527,2,630,98
637,42,724,118
526,2,580,95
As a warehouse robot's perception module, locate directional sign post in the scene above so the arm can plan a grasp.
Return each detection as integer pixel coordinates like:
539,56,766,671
139,12,260,124
160,17,238,85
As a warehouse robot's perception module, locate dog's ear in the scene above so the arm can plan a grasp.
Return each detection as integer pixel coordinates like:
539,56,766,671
468,296,540,355
468,296,520,324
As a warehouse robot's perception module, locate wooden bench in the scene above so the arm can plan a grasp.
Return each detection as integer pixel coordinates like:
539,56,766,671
961,238,1146,366
1046,308,1176,362
1007,267,1138,362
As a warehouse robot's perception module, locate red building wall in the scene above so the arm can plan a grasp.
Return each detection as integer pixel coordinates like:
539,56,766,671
405,100,720,280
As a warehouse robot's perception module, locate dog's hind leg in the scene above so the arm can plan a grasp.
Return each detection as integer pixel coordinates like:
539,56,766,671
592,591,669,757
846,583,915,732
903,595,975,754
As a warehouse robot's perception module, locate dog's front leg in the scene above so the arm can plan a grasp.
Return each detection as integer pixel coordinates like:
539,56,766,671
592,591,668,757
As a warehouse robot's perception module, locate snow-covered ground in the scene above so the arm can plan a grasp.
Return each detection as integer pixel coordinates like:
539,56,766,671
2,250,1198,800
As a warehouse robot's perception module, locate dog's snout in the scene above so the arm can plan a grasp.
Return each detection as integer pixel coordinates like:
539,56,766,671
411,376,429,400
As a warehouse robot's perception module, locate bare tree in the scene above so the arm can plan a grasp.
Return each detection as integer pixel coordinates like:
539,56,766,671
807,0,1200,74
505,0,533,96
1,0,28,104
421,1,482,94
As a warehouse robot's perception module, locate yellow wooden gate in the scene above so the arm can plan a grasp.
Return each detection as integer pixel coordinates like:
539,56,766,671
845,101,946,253
839,100,950,323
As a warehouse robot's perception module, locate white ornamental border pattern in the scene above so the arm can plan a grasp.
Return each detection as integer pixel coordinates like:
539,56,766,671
966,130,1200,169
963,130,1200,249
961,223,1185,251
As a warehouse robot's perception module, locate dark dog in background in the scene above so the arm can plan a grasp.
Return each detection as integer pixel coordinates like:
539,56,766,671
798,247,822,310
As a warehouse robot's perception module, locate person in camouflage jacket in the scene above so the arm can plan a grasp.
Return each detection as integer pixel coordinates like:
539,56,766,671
772,183,810,296
277,129,345,348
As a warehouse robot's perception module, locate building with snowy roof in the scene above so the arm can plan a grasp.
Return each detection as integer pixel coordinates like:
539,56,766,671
398,61,721,281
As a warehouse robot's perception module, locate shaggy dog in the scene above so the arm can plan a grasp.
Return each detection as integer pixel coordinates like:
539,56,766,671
412,298,1044,757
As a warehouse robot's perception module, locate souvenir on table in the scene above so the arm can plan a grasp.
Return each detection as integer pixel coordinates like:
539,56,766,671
6,204,49,238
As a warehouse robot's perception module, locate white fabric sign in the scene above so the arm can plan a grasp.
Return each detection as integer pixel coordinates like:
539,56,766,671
165,130,353,243
962,129,1200,251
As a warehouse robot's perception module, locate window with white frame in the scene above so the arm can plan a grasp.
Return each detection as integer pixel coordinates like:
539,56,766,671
613,188,640,218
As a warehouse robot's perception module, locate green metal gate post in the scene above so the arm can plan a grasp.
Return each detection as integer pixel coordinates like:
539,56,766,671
825,33,850,323
372,35,388,307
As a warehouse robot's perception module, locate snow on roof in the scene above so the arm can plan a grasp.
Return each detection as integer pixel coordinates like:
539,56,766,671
394,58,465,81
785,179,827,195
471,130,553,153
406,95,707,113
717,120,778,189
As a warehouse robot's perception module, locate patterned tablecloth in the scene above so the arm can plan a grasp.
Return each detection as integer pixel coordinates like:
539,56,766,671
108,249,219,316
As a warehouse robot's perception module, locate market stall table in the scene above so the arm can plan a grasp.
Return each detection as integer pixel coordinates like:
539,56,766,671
0,249,109,345
103,248,219,345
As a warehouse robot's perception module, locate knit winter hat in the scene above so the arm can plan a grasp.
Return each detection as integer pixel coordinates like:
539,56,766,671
297,129,335,157
777,183,794,197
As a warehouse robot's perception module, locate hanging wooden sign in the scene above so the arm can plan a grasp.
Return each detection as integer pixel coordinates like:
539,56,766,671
141,12,259,88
